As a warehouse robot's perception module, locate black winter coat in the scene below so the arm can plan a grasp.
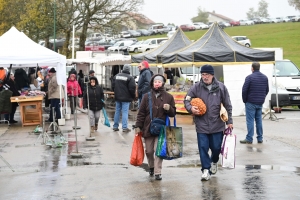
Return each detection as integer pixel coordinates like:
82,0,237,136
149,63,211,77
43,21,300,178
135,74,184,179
14,68,29,90
112,71,136,102
83,85,104,111
6,79,20,97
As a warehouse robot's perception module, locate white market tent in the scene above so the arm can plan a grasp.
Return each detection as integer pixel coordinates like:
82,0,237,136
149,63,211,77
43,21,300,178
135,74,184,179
0,26,66,85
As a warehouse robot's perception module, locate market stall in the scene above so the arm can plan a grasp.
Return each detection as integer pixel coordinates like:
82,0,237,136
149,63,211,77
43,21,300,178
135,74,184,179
0,27,67,122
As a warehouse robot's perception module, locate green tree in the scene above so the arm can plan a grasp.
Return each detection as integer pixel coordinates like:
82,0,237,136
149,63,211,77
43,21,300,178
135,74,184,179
246,7,258,19
191,7,209,23
288,0,300,10
257,0,269,17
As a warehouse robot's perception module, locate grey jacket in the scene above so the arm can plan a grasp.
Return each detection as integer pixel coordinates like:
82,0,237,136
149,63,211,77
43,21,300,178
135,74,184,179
184,77,233,134
48,74,64,99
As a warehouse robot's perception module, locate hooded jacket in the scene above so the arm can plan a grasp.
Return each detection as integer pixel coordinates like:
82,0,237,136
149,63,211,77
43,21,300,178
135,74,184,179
112,69,136,102
135,74,176,138
83,77,104,111
137,68,152,98
184,77,233,134
67,74,82,96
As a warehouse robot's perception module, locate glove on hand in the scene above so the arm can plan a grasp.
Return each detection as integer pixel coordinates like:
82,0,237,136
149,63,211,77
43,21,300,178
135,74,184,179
135,127,141,134
163,104,170,111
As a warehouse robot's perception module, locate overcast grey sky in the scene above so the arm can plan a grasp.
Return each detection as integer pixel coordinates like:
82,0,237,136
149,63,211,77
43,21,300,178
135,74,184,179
141,0,300,25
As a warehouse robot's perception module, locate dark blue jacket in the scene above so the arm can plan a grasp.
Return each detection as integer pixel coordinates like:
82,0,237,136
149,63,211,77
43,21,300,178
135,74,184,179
112,70,136,102
242,70,269,105
137,68,151,98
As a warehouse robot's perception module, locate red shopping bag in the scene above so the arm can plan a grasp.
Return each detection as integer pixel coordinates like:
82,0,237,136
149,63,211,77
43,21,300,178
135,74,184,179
130,132,144,166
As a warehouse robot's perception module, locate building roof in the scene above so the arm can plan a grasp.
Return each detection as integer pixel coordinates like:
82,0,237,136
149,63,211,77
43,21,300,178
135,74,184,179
207,12,234,22
127,12,155,25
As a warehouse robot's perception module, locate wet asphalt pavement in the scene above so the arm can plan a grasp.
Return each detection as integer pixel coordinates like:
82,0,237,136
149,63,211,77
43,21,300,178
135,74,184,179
0,107,300,199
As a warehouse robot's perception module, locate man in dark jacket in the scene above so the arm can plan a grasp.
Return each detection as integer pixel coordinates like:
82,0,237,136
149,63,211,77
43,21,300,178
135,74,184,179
184,65,233,181
112,64,136,132
241,62,269,144
4,74,20,123
137,61,152,106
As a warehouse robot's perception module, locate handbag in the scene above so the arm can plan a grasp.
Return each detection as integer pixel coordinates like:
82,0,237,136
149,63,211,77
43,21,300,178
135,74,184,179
156,116,183,160
130,132,145,166
148,92,165,136
102,107,110,127
221,127,236,168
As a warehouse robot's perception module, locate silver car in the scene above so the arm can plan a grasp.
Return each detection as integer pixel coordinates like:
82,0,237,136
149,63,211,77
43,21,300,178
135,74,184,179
232,36,251,47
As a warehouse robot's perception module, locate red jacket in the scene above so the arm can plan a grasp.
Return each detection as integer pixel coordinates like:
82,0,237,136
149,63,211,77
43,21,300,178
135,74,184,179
67,79,82,96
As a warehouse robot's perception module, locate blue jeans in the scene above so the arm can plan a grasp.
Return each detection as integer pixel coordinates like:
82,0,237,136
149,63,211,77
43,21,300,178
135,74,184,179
197,132,223,173
245,102,263,142
113,101,130,129
49,99,61,121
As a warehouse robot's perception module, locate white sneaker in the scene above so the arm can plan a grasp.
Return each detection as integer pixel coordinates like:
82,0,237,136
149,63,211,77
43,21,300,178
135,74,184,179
211,162,218,175
201,169,211,181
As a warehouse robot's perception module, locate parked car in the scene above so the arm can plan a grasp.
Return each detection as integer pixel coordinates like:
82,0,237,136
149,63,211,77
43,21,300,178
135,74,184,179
166,25,176,31
250,18,262,24
127,41,145,53
148,24,165,35
268,18,280,23
85,42,106,51
279,17,291,22
120,31,131,38
239,19,254,25
136,29,151,36
275,17,284,23
193,22,209,30
291,15,300,22
232,36,251,47
167,30,176,39
127,30,141,37
138,38,168,52
259,17,271,23
107,40,134,52
218,22,227,29
179,24,196,31
230,20,240,26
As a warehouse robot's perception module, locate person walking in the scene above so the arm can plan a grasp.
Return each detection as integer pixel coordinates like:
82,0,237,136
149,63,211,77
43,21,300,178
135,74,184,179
137,61,152,106
112,64,136,132
135,74,176,180
184,64,233,181
83,77,104,133
47,68,62,122
240,62,269,144
4,73,20,123
67,74,82,114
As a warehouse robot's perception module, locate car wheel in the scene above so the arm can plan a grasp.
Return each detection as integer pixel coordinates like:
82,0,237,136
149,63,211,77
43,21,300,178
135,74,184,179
134,48,138,53
146,49,150,51
245,44,250,47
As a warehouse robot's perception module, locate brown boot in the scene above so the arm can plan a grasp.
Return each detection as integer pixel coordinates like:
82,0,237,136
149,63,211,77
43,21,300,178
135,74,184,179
95,124,98,130
90,126,95,133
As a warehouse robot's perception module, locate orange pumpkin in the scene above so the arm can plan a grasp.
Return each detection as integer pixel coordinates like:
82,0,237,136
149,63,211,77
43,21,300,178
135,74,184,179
190,98,206,116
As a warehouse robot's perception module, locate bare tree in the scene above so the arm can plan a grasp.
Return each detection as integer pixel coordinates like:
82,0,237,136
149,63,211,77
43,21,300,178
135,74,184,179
246,7,258,19
76,0,144,51
191,7,209,23
288,0,300,11
257,0,269,17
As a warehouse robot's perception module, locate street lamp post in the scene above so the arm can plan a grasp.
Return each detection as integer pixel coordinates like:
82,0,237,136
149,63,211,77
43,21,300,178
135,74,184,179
53,0,56,52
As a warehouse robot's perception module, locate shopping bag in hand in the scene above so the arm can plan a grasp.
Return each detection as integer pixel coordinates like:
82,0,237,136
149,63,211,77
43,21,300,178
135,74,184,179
130,132,144,166
221,127,236,168
102,107,110,127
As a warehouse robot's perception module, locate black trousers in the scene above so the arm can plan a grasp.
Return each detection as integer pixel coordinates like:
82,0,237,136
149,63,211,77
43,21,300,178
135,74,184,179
4,103,18,121
69,96,77,114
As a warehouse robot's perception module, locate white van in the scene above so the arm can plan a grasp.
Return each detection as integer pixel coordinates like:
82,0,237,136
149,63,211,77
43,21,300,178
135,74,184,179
138,37,168,52
271,60,300,108
107,40,134,52
149,24,165,35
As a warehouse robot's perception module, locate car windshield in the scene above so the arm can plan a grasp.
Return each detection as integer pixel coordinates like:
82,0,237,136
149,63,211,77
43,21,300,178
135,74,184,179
180,66,201,74
113,42,121,46
143,39,152,44
274,61,300,76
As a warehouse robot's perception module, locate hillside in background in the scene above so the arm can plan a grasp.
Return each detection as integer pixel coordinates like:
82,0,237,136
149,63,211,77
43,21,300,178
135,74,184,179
138,23,300,67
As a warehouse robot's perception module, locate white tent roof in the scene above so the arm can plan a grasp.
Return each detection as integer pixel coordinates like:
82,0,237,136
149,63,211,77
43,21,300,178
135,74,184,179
0,27,66,85
67,55,131,66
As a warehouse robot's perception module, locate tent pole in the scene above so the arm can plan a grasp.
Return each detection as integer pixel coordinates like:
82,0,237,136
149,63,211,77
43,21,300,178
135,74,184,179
274,63,279,108
192,64,195,84
72,24,75,59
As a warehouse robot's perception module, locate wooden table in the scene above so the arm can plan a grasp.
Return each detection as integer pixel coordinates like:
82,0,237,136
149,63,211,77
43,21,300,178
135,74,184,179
11,95,43,127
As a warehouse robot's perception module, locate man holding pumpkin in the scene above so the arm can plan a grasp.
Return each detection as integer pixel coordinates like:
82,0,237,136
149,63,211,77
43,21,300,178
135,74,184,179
184,64,233,181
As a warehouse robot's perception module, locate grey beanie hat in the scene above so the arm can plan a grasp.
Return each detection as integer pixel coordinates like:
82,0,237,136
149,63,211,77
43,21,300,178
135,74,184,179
122,64,130,72
154,76,164,83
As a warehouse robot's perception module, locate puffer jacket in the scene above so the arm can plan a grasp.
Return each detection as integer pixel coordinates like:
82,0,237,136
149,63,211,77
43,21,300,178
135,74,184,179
83,85,104,111
67,79,82,96
112,70,136,102
135,74,176,138
137,68,152,98
184,77,233,134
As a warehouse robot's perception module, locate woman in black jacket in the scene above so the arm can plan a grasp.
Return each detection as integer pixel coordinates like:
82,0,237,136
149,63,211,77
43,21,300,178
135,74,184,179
83,76,104,133
4,74,20,123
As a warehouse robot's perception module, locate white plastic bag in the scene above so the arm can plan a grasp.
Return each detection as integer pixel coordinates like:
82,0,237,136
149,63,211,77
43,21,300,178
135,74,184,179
221,128,236,168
